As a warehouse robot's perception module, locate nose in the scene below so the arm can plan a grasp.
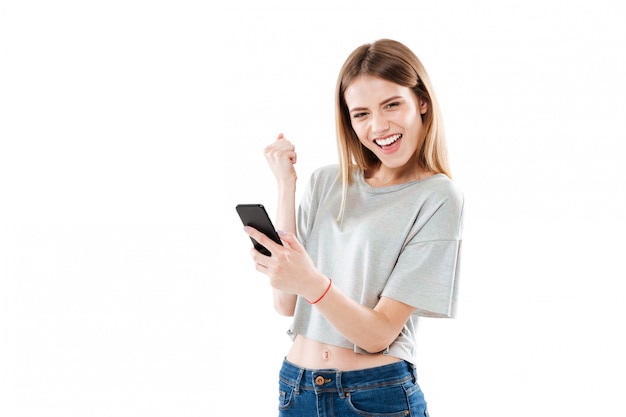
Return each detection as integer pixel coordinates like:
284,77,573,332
371,112,389,135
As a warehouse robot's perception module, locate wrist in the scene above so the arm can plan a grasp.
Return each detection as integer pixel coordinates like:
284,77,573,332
277,180,296,194
306,276,332,305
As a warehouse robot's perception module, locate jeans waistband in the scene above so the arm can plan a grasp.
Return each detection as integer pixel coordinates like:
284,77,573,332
279,358,416,394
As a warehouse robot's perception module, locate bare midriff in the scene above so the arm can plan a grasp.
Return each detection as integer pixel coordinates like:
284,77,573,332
286,334,401,371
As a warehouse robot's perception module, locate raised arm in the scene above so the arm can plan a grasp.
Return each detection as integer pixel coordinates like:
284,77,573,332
263,134,299,316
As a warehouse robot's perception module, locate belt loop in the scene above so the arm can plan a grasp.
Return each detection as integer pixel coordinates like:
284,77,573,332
335,371,345,398
294,367,305,394
409,362,418,383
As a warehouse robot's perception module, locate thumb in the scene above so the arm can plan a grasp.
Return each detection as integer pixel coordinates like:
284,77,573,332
277,230,302,250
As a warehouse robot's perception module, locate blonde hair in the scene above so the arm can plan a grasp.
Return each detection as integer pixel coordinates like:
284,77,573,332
335,39,450,220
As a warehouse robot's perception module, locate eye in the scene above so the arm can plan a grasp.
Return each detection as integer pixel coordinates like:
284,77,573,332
384,101,400,110
351,112,368,120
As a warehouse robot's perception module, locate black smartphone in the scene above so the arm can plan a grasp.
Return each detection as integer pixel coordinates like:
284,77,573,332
236,204,283,256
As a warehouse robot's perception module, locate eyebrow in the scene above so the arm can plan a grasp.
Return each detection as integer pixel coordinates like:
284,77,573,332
348,95,404,113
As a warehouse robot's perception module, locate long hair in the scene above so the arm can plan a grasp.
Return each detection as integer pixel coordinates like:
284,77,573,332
335,39,450,220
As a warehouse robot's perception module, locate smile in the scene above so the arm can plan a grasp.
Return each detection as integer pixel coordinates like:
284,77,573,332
374,134,402,147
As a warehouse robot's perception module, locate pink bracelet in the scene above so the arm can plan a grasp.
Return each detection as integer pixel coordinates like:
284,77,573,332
307,278,332,305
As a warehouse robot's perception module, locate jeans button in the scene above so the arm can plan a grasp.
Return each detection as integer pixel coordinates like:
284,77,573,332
315,376,325,386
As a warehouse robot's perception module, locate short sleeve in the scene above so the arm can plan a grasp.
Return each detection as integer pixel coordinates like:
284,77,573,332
381,186,464,318
296,167,320,248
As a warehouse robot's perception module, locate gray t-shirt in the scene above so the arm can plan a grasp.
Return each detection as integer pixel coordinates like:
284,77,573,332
288,164,464,364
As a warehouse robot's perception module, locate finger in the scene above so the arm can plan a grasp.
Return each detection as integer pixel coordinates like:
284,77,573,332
264,141,295,158
277,230,302,251
245,226,283,255
287,151,297,165
255,263,268,274
272,140,295,152
249,247,268,266
252,253,269,272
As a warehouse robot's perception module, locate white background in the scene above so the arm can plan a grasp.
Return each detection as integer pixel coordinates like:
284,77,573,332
1,1,625,416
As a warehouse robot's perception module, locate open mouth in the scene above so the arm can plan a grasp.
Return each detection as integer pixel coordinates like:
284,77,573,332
374,134,402,148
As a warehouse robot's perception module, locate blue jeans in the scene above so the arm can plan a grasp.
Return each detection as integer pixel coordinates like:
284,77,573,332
278,358,429,417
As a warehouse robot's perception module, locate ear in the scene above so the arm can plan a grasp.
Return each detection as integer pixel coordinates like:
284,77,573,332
418,98,428,115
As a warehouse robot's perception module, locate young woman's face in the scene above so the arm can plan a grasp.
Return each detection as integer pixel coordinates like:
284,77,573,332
344,75,427,171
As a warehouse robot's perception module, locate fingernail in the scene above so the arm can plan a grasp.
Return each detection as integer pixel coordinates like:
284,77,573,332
243,226,250,233
277,229,286,236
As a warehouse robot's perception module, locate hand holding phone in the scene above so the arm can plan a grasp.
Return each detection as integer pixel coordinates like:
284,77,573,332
236,204,283,256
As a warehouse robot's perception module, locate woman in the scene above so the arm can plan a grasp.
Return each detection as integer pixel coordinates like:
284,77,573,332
245,39,463,417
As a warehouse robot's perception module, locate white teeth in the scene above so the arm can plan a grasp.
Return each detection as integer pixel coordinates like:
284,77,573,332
375,134,402,146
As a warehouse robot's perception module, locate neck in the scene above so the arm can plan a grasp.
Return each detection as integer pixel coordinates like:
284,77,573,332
365,161,433,187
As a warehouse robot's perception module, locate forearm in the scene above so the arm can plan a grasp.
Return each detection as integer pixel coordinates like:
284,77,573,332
312,280,409,353
275,182,297,235
272,181,298,316
247,217,413,333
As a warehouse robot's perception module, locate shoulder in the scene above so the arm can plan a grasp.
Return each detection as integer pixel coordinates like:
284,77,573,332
300,164,341,205
306,164,341,189
408,175,464,240
414,175,464,223
423,174,464,206
310,164,340,180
